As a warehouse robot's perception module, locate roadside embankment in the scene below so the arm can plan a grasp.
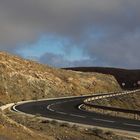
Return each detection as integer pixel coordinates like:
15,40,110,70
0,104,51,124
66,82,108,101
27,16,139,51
82,90,140,120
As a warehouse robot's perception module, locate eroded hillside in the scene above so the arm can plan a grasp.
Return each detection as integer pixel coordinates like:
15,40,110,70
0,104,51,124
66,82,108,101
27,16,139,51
94,91,140,110
0,52,121,104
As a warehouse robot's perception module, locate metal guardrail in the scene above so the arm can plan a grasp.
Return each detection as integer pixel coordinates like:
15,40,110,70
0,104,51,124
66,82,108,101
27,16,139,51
84,102,140,115
83,89,140,119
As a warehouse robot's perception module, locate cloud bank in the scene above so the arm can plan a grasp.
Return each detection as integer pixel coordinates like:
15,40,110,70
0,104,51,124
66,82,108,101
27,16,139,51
0,0,140,68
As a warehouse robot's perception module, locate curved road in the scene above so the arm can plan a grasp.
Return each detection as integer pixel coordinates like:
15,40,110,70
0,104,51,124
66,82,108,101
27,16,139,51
12,94,140,133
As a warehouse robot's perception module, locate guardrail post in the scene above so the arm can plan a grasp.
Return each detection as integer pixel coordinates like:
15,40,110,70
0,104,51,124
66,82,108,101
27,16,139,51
83,90,140,120
102,109,105,114
114,111,116,117
116,111,119,117
134,114,138,120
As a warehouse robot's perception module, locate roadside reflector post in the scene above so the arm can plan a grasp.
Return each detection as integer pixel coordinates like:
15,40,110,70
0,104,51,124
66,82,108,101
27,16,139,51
134,114,138,120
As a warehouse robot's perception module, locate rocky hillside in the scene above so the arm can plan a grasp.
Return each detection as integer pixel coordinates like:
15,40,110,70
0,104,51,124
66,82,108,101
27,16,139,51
0,52,121,104
64,67,140,89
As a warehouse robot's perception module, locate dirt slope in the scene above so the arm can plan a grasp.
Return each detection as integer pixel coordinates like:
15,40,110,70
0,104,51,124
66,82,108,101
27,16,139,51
0,52,121,104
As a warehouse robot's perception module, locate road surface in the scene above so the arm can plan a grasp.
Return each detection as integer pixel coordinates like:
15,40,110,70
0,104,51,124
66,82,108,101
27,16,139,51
12,94,140,133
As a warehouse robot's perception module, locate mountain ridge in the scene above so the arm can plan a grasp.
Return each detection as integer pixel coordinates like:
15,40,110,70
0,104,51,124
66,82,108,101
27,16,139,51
64,67,140,89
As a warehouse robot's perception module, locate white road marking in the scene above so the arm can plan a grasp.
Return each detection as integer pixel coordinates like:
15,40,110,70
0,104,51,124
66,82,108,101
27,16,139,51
92,118,115,123
78,104,84,110
70,114,86,118
46,97,82,114
56,111,67,115
12,105,19,112
124,123,140,127
47,105,55,112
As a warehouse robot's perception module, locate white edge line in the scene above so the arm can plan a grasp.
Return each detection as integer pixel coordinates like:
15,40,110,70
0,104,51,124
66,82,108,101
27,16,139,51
11,104,140,137
4,90,140,139
92,118,115,123
70,114,86,118
124,123,140,127
55,111,67,115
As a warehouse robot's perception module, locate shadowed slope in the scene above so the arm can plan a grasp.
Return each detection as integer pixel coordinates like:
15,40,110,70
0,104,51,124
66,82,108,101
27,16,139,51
64,67,140,89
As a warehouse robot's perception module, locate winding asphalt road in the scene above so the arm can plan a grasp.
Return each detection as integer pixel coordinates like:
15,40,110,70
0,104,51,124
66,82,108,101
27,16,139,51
12,93,140,133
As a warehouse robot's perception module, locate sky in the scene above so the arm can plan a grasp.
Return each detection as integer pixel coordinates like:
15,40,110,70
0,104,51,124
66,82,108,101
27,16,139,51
0,0,140,68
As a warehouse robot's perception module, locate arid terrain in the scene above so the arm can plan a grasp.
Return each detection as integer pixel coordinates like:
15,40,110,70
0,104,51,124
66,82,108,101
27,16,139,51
0,51,121,104
93,91,140,110
64,67,140,89
0,52,139,140
0,109,137,140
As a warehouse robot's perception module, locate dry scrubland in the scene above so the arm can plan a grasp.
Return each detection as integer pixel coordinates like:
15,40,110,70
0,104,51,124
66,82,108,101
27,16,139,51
65,67,140,89
4,110,138,140
0,51,121,104
0,52,138,140
0,110,137,140
0,111,52,140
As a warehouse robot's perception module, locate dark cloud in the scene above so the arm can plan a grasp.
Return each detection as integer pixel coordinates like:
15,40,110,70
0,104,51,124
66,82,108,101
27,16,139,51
85,29,140,68
39,52,108,68
39,53,70,68
0,0,140,68
0,0,140,45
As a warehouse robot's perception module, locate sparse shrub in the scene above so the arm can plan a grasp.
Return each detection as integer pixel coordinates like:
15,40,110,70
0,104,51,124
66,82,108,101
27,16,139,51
83,128,91,135
60,122,71,128
40,120,50,124
51,120,58,125
35,113,41,118
72,124,79,130
39,126,43,131
32,96,38,100
21,99,25,101
0,102,4,106
92,128,104,136
105,131,114,136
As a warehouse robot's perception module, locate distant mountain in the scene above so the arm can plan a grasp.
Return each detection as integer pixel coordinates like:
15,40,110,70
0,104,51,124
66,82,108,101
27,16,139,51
0,52,121,104
64,67,140,89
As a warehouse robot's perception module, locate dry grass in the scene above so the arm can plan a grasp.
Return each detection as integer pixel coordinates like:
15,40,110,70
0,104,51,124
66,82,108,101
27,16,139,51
64,67,140,89
5,111,137,140
0,111,54,140
0,51,121,104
